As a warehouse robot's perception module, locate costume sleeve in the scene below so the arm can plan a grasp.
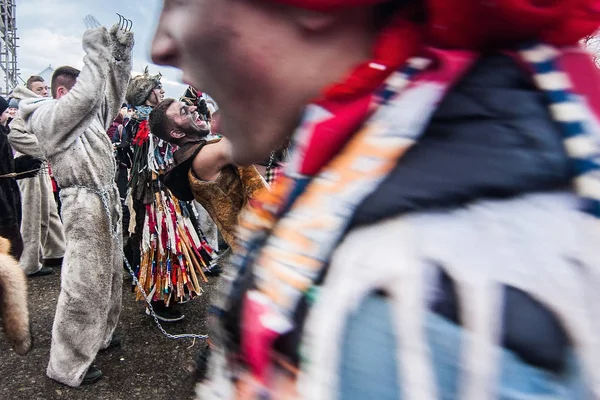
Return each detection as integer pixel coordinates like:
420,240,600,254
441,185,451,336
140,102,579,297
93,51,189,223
7,117,45,159
99,25,134,129
25,27,112,152
188,170,240,249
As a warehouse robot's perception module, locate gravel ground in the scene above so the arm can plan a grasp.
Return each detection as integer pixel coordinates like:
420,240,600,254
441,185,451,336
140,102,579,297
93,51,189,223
0,265,219,400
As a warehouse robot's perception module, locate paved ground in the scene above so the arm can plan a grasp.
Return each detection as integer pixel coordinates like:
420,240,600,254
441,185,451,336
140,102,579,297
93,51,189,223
0,265,218,400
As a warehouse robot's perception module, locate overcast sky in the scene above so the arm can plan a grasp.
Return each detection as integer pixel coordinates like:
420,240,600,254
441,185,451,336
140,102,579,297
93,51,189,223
16,0,187,97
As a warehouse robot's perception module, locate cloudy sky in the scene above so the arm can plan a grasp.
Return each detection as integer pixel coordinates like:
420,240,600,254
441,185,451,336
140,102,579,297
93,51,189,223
16,0,187,97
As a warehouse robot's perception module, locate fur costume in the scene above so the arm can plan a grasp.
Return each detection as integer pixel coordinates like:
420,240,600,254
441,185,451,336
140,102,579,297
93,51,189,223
125,67,161,107
188,165,266,249
163,138,268,250
0,237,31,355
20,25,133,387
8,84,66,275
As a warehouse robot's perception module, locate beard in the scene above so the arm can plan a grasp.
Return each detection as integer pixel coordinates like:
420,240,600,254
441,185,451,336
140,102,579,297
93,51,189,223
180,123,210,140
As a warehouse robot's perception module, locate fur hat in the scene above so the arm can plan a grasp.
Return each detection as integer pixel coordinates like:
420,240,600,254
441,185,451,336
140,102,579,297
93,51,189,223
126,67,162,107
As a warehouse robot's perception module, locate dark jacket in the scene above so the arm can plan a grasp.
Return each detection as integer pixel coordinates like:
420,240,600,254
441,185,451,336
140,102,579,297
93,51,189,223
110,115,133,169
0,125,21,227
349,54,570,372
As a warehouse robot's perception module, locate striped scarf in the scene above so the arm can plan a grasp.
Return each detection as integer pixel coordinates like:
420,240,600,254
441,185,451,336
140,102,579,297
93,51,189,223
521,43,600,219
230,43,600,386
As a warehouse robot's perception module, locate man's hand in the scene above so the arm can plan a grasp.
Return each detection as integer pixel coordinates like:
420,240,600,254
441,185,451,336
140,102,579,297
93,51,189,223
109,24,135,63
82,26,111,59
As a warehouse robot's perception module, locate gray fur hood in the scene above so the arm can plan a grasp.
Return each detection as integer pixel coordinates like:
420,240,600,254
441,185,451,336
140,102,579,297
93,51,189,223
10,85,41,101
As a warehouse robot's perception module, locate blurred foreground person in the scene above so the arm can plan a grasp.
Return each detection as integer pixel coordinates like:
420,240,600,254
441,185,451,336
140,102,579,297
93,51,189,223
20,24,134,386
153,0,600,398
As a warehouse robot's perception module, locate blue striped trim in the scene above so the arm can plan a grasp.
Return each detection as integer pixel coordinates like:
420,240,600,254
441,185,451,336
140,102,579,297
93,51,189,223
534,60,555,74
377,59,430,105
581,197,600,216
559,121,588,139
545,89,570,104
521,42,600,218
572,158,600,175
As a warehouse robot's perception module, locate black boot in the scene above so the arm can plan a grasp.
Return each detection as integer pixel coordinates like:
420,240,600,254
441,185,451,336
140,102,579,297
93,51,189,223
42,257,63,267
99,336,121,352
146,301,185,322
28,266,53,277
204,264,223,277
81,365,103,385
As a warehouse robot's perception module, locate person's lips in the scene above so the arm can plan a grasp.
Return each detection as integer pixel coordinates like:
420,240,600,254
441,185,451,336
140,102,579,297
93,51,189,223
193,115,208,130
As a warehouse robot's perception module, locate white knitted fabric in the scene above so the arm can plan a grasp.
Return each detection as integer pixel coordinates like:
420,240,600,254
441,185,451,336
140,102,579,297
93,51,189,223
300,191,600,399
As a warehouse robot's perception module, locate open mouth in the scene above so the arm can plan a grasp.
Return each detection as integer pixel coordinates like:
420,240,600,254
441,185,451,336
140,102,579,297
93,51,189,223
194,116,208,130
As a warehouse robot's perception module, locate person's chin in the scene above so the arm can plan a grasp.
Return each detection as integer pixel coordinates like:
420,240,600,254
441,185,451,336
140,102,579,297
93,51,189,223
231,151,254,167
231,144,264,167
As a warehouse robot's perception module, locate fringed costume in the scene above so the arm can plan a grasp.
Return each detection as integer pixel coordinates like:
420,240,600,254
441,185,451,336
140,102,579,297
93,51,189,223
128,118,217,304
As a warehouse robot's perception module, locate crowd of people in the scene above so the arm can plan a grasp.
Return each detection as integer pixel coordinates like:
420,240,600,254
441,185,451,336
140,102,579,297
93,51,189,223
1,0,600,398
0,21,276,386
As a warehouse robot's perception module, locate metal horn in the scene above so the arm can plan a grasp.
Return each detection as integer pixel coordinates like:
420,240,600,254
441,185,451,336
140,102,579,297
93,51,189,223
116,13,124,30
116,13,133,32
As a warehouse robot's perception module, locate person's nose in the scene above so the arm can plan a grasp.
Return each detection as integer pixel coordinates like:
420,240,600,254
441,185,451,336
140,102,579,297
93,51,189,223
190,106,197,113
151,18,178,67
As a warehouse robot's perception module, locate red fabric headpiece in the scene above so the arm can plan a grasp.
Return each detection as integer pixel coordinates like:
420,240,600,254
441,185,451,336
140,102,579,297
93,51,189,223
271,0,600,102
269,0,600,48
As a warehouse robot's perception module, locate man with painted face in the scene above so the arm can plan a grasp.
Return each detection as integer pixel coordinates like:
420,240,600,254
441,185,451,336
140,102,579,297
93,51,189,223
152,0,600,398
149,98,267,251
125,72,219,324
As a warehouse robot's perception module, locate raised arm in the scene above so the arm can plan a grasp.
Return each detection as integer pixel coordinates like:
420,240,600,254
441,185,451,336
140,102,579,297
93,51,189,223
99,25,134,128
22,27,112,153
191,138,234,182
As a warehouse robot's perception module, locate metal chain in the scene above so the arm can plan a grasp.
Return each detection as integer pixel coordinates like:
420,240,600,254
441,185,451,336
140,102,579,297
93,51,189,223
122,252,209,341
73,183,209,341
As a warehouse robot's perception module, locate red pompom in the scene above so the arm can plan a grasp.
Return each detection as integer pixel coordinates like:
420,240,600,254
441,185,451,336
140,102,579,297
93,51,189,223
133,120,150,146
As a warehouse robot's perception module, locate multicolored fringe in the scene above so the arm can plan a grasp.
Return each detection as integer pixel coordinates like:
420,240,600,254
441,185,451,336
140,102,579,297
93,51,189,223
133,134,217,304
